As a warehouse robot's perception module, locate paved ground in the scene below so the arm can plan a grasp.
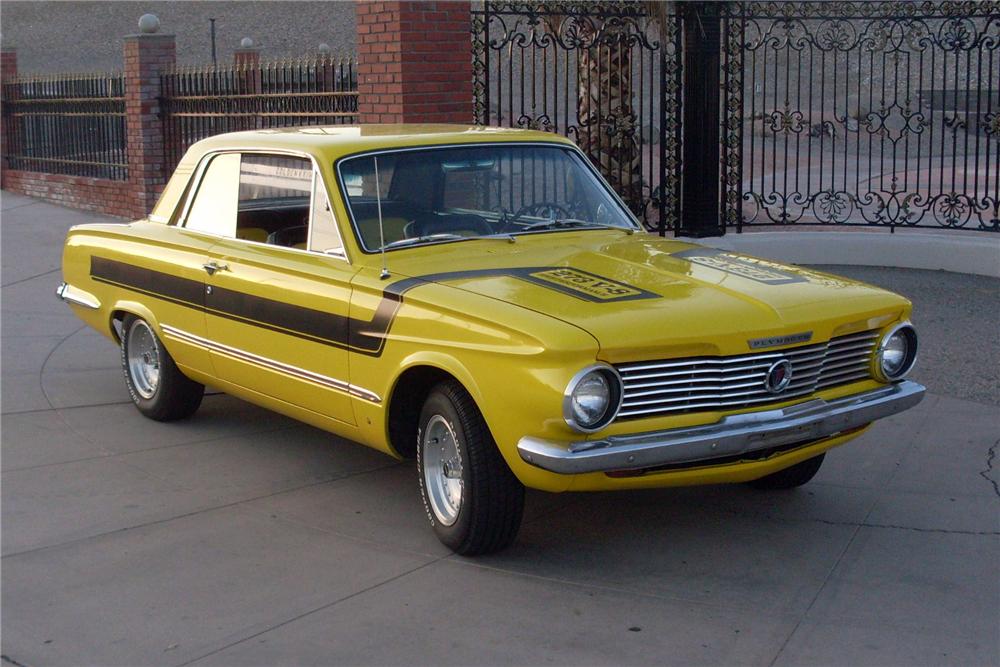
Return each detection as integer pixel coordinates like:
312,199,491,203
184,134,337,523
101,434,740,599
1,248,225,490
2,191,998,667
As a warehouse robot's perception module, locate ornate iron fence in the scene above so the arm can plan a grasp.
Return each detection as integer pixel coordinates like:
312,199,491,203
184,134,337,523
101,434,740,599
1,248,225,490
160,56,358,172
722,1,1000,232
1,73,127,180
472,1,683,233
473,1,999,235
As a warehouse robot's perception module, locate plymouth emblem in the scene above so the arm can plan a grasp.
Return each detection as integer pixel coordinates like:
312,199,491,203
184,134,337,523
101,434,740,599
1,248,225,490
764,359,793,394
748,331,813,349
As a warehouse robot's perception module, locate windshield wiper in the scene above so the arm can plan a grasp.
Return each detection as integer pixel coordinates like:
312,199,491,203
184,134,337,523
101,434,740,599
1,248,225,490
381,232,517,250
519,218,619,232
381,233,465,250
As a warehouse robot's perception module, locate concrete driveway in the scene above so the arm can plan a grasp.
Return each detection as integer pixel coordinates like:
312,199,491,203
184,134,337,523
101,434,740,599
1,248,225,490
2,191,998,666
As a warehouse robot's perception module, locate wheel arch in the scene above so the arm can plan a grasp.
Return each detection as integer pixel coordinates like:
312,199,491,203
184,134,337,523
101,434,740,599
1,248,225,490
385,356,484,460
108,300,160,345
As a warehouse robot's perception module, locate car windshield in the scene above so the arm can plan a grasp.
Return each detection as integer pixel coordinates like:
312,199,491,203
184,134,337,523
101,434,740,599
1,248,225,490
337,144,637,252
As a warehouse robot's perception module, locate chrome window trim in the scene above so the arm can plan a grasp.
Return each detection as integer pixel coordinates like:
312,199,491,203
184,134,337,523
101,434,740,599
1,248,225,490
160,324,380,403
176,147,351,265
333,141,643,255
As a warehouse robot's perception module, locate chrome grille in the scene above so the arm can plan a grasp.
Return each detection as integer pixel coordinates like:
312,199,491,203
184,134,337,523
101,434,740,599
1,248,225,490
615,330,879,420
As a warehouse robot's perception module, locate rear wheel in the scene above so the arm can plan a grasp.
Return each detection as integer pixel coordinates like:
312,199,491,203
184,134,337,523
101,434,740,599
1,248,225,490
747,453,825,490
417,381,524,555
121,315,204,421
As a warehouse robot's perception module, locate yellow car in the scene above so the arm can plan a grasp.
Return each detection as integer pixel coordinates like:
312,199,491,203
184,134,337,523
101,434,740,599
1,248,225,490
58,125,925,554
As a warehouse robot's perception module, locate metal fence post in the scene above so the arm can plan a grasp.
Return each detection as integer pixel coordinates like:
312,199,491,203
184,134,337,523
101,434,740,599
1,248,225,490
679,2,725,237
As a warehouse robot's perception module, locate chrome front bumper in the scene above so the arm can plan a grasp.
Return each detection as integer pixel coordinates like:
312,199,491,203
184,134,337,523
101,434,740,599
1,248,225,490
517,380,925,475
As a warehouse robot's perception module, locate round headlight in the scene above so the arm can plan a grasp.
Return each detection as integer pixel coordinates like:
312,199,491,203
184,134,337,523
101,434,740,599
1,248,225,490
563,365,623,432
874,323,918,381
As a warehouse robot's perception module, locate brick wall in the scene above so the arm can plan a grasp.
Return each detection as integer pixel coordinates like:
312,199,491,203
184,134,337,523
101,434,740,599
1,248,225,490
356,1,472,124
3,4,479,217
2,34,177,219
3,171,134,218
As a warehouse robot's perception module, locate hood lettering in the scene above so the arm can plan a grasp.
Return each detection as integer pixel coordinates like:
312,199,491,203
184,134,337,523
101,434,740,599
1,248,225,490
528,268,643,301
673,248,806,285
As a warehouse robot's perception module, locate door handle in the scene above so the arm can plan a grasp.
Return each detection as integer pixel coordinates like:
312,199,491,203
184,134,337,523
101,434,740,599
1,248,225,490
202,261,230,275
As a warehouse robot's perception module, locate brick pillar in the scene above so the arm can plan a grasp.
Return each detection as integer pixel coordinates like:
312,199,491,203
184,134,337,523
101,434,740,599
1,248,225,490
356,1,473,124
123,32,175,219
234,47,260,68
1,48,18,189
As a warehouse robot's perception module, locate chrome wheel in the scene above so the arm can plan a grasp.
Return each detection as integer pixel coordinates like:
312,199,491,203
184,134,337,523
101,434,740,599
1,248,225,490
422,414,464,526
126,319,160,399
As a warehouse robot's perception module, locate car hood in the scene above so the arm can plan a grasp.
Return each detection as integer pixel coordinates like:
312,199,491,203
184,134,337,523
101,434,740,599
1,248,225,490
387,231,909,362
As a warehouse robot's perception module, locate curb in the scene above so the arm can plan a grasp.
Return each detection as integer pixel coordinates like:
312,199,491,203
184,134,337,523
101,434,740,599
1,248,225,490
677,230,1000,278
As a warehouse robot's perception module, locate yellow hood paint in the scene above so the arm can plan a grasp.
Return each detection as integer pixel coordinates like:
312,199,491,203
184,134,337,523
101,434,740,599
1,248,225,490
376,230,908,364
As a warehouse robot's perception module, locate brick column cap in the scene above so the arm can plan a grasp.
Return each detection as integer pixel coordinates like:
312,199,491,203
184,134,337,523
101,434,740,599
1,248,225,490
123,33,176,42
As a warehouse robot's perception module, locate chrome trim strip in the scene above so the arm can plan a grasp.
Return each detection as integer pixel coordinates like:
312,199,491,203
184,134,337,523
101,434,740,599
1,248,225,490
160,324,381,403
518,380,926,474
55,282,100,310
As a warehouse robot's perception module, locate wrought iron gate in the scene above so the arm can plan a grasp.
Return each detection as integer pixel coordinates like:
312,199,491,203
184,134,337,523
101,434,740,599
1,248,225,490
725,1,1000,232
472,1,999,235
472,1,682,233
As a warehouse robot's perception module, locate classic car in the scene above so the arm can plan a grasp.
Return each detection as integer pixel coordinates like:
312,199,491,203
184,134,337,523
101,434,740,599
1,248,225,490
57,125,925,554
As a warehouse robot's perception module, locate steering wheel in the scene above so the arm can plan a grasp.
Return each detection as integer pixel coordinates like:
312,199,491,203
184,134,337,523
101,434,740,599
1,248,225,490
512,202,574,222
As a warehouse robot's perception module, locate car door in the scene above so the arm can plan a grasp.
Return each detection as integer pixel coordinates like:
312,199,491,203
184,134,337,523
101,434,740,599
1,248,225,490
136,153,241,376
201,152,359,425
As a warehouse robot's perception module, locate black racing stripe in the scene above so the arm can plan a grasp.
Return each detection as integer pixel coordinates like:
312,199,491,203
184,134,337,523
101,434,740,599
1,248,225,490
208,284,351,348
90,257,657,357
91,256,205,308
92,256,395,356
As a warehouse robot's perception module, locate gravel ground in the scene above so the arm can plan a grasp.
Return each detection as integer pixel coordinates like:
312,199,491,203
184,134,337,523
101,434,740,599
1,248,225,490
811,265,1000,407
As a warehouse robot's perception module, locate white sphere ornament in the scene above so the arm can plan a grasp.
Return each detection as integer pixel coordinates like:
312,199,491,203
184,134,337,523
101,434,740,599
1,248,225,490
138,14,160,34
318,42,331,53
240,37,254,49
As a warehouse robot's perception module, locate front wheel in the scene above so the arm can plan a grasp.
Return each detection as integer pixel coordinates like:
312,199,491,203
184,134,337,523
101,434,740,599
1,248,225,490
121,315,204,421
417,381,524,555
746,453,825,490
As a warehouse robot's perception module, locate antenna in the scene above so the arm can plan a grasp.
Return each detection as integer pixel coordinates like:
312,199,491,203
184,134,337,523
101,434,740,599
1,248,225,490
374,156,389,279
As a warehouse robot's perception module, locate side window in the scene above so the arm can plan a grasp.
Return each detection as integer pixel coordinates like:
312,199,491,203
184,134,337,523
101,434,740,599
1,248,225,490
236,155,312,247
309,177,344,256
184,153,240,235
